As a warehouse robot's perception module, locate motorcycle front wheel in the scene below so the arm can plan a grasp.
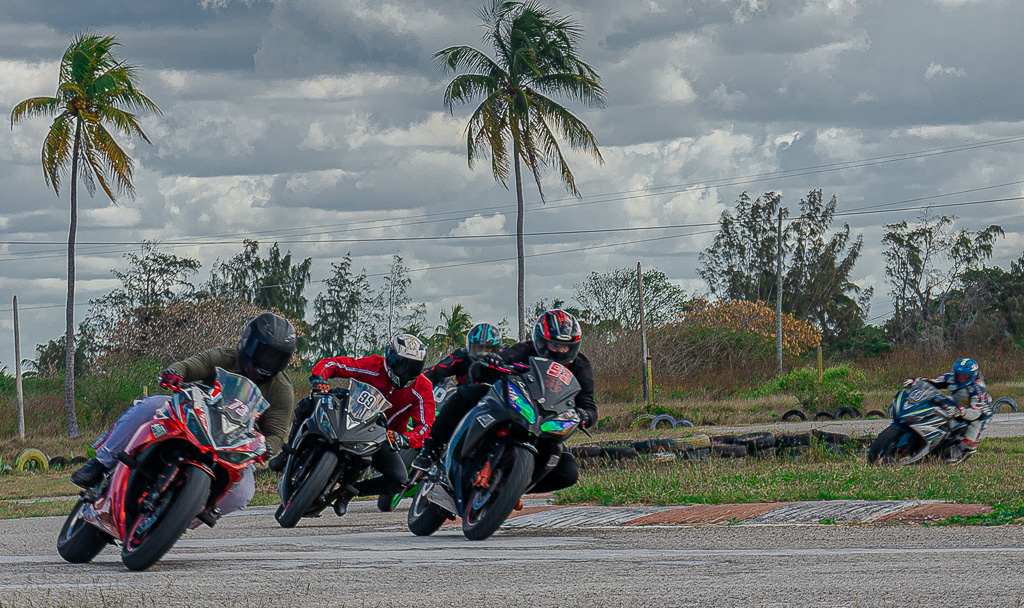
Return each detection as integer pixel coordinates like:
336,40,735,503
121,464,211,571
407,482,448,536
276,450,338,529
462,445,534,541
57,498,112,563
867,426,922,465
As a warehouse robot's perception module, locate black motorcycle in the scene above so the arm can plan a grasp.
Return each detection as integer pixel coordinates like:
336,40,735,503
408,357,583,540
867,379,976,465
275,380,392,527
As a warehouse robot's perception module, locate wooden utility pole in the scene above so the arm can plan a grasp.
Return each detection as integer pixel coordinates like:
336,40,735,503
13,296,25,439
776,209,784,377
637,263,652,406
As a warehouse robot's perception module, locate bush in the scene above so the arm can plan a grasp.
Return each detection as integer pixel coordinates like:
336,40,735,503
75,358,164,429
749,365,864,412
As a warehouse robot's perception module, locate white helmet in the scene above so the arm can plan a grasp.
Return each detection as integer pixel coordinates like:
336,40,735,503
383,333,427,388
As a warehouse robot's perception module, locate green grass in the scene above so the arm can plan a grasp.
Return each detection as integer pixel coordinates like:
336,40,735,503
555,436,1024,508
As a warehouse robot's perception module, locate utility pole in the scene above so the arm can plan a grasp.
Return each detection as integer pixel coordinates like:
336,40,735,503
776,208,784,377
13,296,25,439
637,263,651,407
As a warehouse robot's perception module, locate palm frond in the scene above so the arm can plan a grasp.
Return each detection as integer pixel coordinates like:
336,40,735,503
10,97,61,127
95,105,151,142
41,112,75,194
527,91,603,162
442,73,501,112
82,120,135,201
530,71,605,106
527,111,577,197
433,45,504,79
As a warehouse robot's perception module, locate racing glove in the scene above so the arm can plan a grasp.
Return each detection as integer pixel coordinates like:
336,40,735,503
387,430,410,450
159,370,184,391
309,374,331,394
576,408,597,429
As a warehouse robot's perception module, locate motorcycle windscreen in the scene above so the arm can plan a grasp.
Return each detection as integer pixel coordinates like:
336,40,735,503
521,356,582,413
205,367,271,449
347,379,391,423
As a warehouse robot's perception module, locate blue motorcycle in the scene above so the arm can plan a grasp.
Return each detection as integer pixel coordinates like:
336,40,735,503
867,379,976,465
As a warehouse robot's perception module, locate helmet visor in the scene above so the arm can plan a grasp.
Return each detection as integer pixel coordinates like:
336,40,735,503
955,373,972,386
250,342,291,377
387,355,425,387
468,342,500,359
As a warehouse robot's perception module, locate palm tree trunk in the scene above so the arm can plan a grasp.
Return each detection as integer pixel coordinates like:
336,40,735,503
513,140,526,341
64,120,82,439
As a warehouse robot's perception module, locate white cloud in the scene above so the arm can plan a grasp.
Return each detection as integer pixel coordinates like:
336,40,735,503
84,205,142,228
708,84,747,111
657,67,697,103
924,62,967,79
450,213,507,236
300,122,338,151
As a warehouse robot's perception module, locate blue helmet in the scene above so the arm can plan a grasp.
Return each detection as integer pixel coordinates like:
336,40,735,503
951,358,979,390
466,323,502,361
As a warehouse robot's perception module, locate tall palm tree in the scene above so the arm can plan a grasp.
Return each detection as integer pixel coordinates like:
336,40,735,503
435,0,605,339
432,304,474,353
11,33,160,438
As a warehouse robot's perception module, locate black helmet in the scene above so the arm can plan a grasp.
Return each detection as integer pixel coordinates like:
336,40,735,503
532,309,582,364
237,312,296,383
383,333,427,388
466,322,502,361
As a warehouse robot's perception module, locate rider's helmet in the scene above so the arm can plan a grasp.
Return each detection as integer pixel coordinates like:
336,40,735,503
951,358,979,390
237,312,296,383
532,309,582,364
383,334,427,388
466,323,502,361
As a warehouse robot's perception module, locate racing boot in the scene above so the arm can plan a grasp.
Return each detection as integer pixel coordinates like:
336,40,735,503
70,457,109,488
410,446,440,472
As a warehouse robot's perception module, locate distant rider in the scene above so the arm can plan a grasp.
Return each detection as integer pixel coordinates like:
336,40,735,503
422,322,504,388
267,334,435,515
411,309,597,494
909,357,992,461
71,312,297,517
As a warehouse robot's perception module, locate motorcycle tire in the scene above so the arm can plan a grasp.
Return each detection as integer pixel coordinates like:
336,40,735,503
867,426,917,465
993,397,1018,413
408,483,448,536
378,492,402,512
276,451,338,529
462,445,534,541
57,498,112,564
121,464,211,571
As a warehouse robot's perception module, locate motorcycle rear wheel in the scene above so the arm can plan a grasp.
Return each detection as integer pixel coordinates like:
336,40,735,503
276,450,338,529
121,464,211,571
462,445,534,541
867,426,920,465
407,483,448,536
57,498,112,563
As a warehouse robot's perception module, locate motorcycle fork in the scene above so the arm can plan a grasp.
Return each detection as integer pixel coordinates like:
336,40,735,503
474,444,506,490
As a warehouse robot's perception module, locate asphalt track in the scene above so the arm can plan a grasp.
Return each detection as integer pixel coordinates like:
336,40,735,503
3,414,1024,607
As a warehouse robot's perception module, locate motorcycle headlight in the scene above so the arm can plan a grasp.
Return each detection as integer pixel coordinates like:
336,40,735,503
220,451,254,465
540,409,580,436
508,382,536,424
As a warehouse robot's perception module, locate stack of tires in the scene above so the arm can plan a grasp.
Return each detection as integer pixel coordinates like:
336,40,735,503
569,442,638,469
631,435,712,461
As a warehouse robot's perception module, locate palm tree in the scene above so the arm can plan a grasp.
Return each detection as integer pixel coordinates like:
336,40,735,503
435,1,605,339
11,34,160,438
432,304,474,353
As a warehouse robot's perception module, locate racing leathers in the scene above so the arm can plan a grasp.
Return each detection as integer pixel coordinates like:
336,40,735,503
423,348,473,387
417,340,597,493
285,354,435,497
925,371,992,449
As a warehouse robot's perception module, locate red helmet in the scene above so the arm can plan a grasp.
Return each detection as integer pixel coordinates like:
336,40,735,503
532,309,581,364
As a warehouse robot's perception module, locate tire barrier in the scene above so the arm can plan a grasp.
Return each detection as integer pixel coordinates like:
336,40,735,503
833,407,861,420
813,411,836,421
69,456,89,465
48,456,69,468
14,448,49,472
570,427,872,467
781,409,807,422
864,410,887,419
993,397,1018,413
649,414,677,431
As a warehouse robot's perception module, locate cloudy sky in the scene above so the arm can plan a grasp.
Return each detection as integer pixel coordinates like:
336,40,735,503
1,0,1023,363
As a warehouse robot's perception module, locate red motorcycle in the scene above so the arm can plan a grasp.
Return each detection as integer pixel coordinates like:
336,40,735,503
57,368,269,571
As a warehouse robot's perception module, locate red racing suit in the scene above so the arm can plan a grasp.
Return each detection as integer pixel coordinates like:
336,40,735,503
310,354,435,449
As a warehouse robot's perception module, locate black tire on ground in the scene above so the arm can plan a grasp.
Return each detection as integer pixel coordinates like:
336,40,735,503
275,451,339,529
673,419,695,428
737,432,776,452
711,435,737,445
462,446,534,541
69,456,89,465
781,409,807,422
121,464,212,571
678,447,711,460
407,483,448,536
776,433,812,448
700,421,718,426
814,411,836,421
57,499,112,564
867,426,920,465
812,429,850,444
750,447,776,459
649,414,676,431
599,447,637,460
49,456,69,468
864,410,887,419
569,445,602,458
377,493,401,512
993,397,1018,413
834,407,861,420
712,444,747,458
